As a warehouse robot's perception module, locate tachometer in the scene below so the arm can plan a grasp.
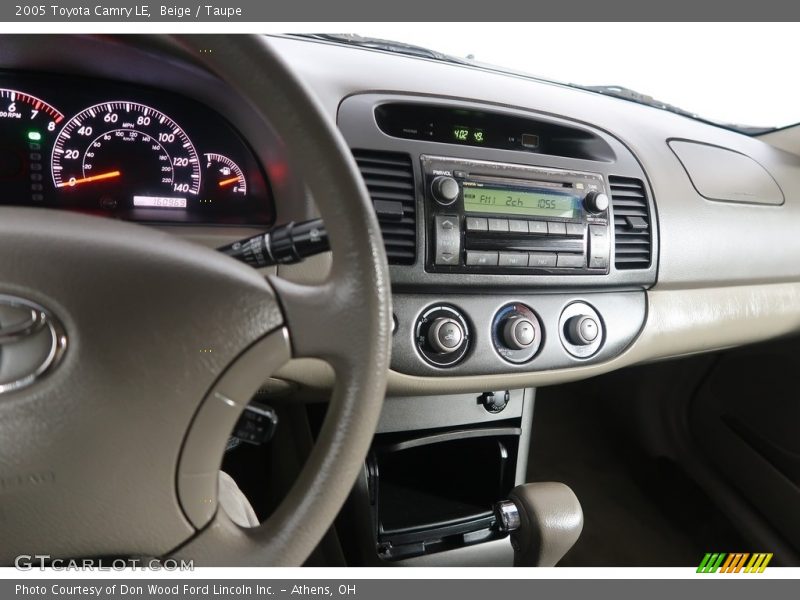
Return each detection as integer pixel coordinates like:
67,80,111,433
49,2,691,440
0,88,64,133
51,101,201,206
0,89,63,203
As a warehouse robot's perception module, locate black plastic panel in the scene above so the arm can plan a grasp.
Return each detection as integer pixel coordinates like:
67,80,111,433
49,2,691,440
375,102,616,161
369,427,519,560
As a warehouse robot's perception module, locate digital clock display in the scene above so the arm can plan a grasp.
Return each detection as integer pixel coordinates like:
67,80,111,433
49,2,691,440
453,126,485,144
463,184,580,219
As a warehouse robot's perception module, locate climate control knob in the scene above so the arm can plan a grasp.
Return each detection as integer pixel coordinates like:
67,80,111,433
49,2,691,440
491,303,542,364
415,305,470,367
584,190,609,213
564,315,600,346
428,317,465,354
431,176,460,205
502,315,537,350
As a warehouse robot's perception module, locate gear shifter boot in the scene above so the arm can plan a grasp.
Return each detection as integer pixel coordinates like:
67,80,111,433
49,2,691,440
495,482,583,567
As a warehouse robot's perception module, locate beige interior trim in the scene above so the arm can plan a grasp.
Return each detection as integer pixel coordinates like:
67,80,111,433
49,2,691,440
275,281,800,395
761,125,800,156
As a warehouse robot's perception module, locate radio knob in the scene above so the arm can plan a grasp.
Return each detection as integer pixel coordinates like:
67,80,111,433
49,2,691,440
427,317,466,354
502,316,536,350
431,176,460,205
584,190,609,213
565,315,600,346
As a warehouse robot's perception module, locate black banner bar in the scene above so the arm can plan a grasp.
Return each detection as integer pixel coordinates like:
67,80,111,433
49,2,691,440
3,0,800,22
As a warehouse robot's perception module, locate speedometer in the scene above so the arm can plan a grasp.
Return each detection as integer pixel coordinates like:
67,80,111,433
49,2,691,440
51,101,201,205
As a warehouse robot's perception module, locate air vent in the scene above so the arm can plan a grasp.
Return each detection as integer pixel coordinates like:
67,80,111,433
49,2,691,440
609,176,652,270
352,149,416,265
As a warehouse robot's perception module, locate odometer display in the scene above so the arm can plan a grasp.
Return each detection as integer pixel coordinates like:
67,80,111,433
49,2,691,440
51,101,201,205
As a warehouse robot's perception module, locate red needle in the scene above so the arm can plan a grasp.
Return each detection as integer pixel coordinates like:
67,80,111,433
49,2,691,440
218,176,240,187
57,170,121,188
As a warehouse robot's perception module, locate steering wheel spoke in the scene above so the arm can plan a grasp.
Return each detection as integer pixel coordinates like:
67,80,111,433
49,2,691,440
269,276,376,369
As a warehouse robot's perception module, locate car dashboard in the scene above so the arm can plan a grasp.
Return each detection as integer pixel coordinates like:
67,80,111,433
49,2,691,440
3,34,800,567
3,34,800,392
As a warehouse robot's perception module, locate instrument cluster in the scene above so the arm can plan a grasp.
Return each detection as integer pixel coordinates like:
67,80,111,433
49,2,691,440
0,72,273,225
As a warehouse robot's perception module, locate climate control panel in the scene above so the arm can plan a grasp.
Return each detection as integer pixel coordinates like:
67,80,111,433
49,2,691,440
396,292,643,376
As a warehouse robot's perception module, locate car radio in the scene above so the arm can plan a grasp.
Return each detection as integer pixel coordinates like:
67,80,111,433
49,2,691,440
422,155,611,274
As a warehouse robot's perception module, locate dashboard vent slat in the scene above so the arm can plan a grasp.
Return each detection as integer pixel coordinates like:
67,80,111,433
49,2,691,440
353,149,416,265
609,176,652,270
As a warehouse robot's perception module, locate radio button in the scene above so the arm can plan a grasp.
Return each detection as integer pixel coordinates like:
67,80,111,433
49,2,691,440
466,217,488,231
508,219,528,234
547,222,567,236
528,220,548,235
434,215,462,266
431,176,460,205
584,190,609,213
588,225,610,269
528,252,557,267
498,252,528,267
466,251,499,266
488,218,509,232
557,254,586,268
566,223,585,236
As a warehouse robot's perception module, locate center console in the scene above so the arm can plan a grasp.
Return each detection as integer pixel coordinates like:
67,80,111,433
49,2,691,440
335,93,658,565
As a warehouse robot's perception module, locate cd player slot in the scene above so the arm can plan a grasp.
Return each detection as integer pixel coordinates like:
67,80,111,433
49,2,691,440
465,236,584,254
466,174,571,190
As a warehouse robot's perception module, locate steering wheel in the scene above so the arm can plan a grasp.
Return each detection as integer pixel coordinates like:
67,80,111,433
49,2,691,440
0,35,391,566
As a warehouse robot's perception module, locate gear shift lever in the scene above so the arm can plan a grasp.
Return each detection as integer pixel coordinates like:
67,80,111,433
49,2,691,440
494,482,583,567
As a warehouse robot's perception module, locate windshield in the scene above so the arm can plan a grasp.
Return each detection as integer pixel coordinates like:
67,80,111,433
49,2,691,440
335,23,798,133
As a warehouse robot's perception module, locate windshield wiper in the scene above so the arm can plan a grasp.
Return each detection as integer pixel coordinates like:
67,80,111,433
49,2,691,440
289,34,472,65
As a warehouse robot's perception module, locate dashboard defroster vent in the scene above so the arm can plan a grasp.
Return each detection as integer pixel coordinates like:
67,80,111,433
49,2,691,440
353,149,417,265
609,176,652,270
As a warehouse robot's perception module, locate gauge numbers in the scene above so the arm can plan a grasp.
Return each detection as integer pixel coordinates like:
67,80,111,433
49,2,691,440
204,152,247,196
51,101,201,202
0,88,63,203
0,88,64,132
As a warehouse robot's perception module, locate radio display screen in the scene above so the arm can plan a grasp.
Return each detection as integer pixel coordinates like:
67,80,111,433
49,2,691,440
463,184,581,219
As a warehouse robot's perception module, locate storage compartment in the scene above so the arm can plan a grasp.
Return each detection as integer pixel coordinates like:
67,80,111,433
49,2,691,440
368,426,520,560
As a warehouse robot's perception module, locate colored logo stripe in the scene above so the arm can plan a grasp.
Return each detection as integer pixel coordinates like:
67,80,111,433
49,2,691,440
697,553,773,573
698,553,726,573
744,553,773,573
721,553,749,573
